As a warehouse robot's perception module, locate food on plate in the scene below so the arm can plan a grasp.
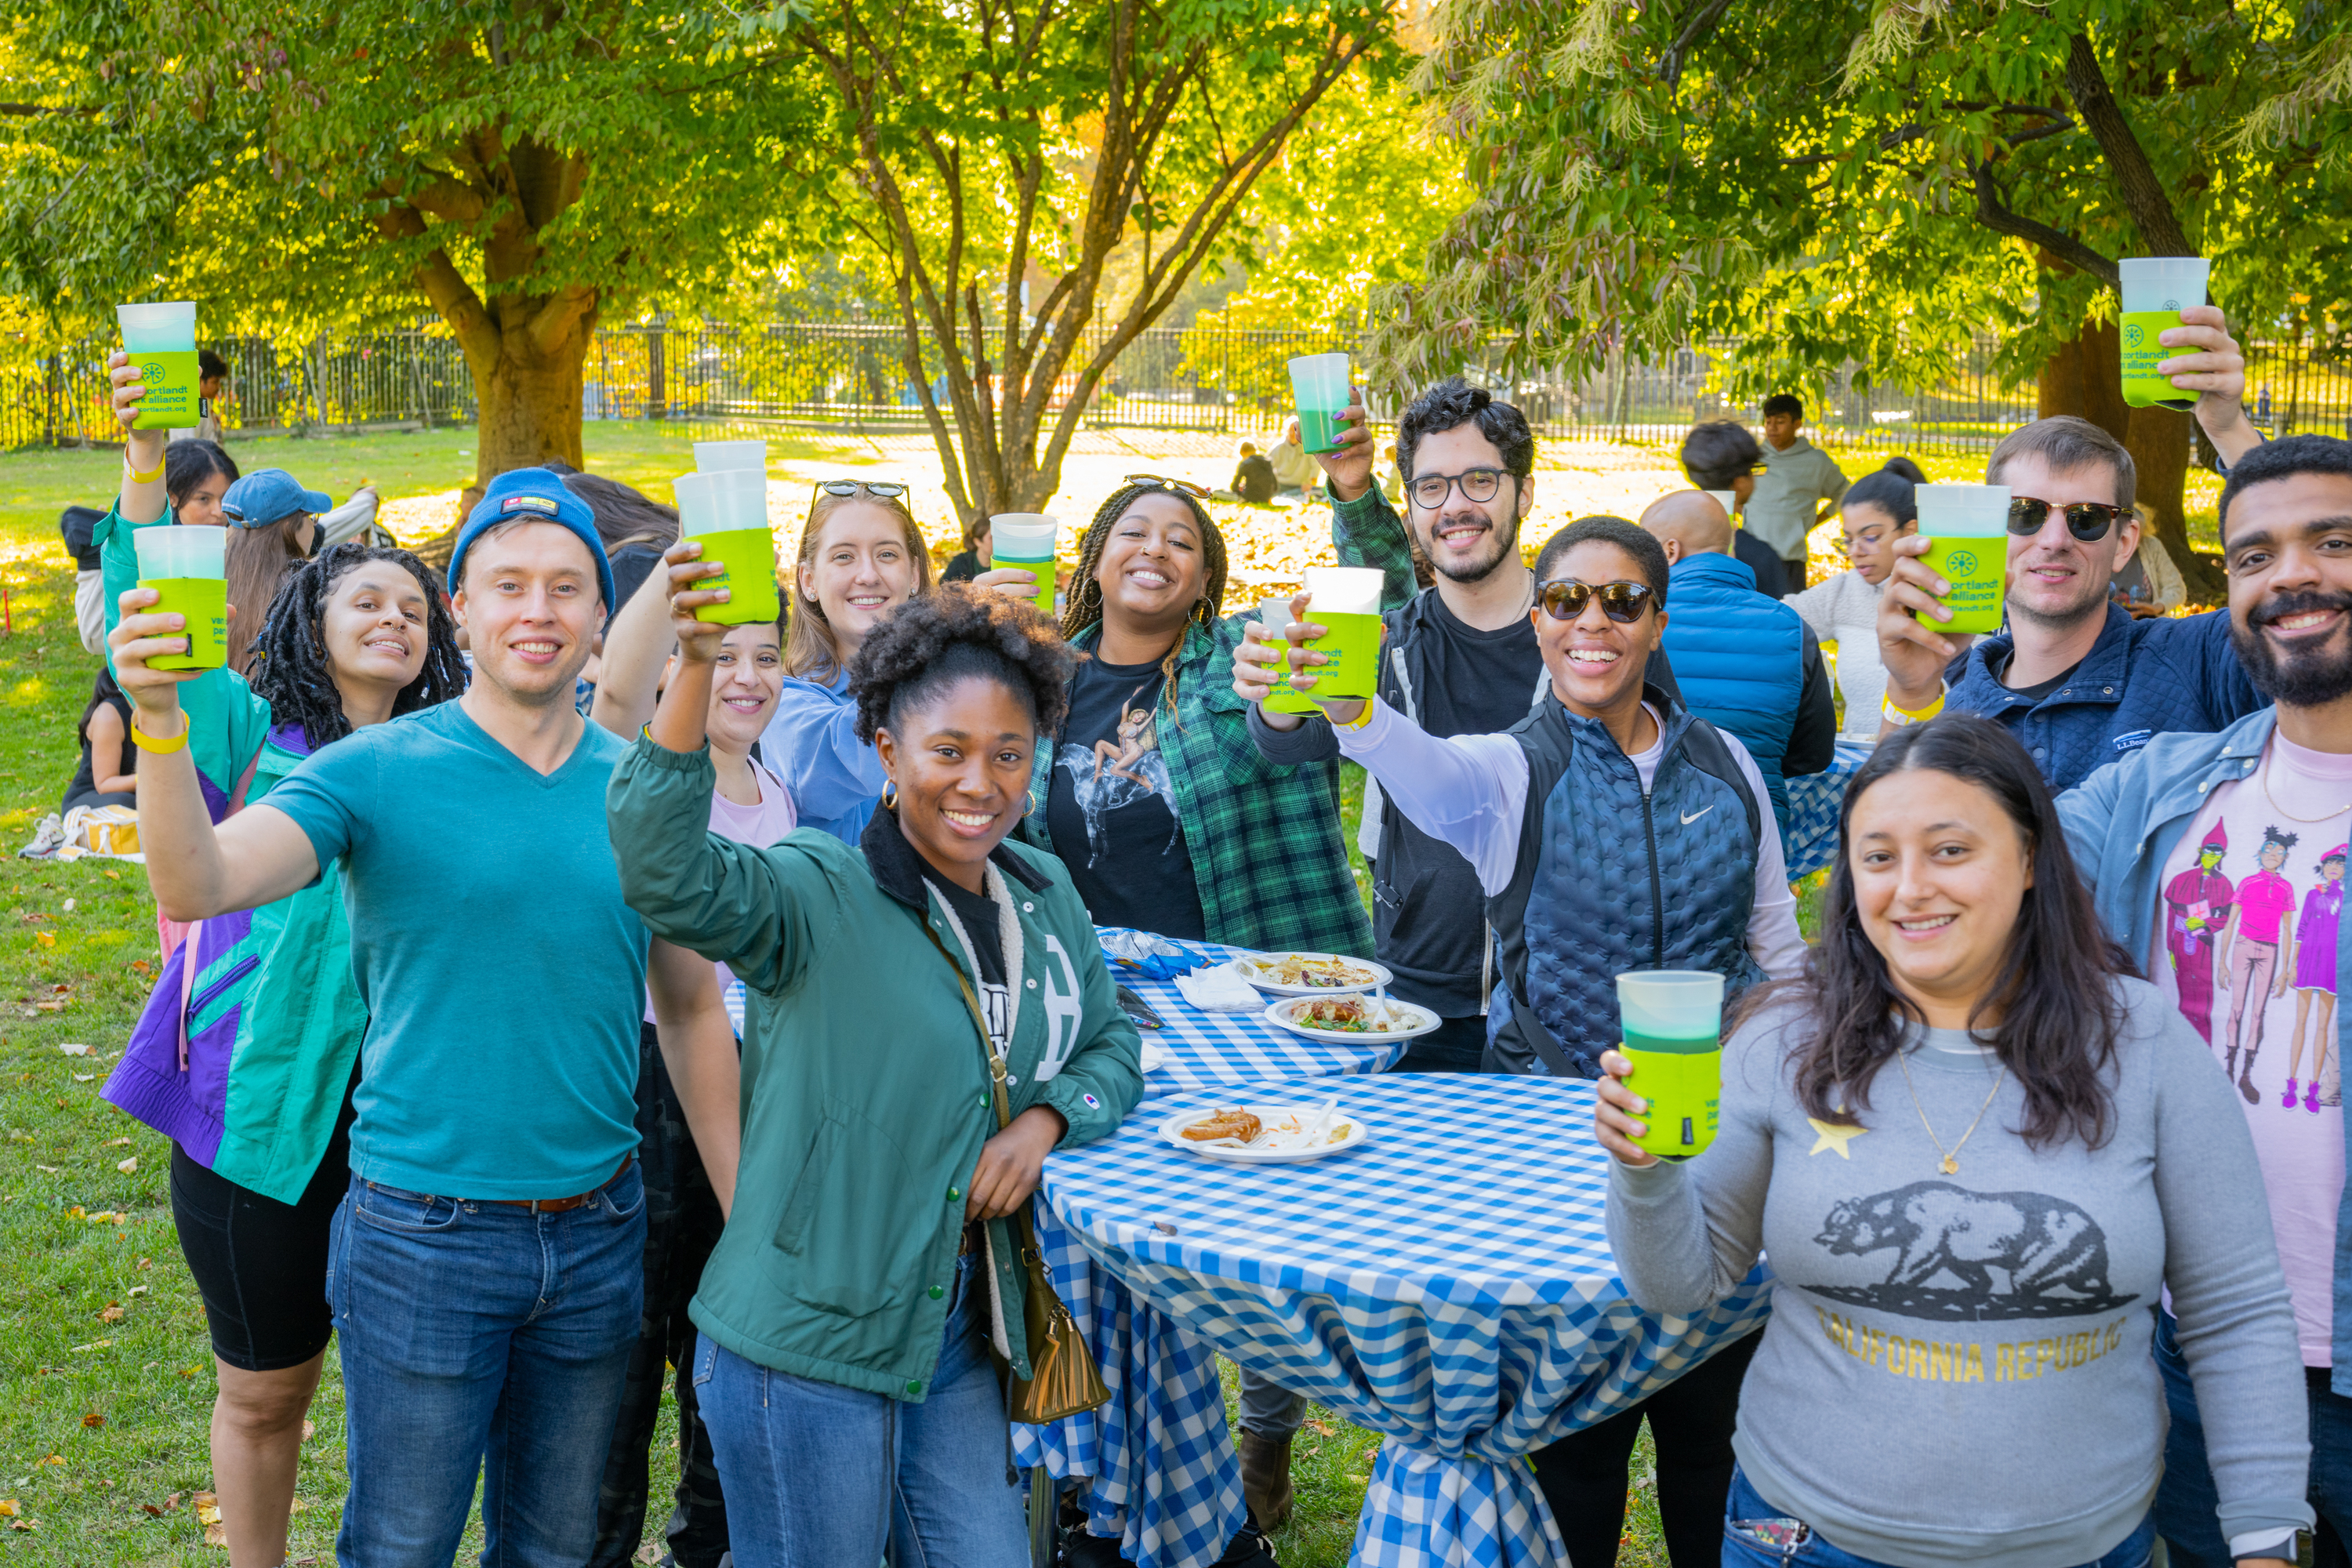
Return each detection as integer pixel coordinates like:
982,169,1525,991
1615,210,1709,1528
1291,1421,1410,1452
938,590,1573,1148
1287,996,1409,1033
1180,1107,1262,1142
1250,953,1377,989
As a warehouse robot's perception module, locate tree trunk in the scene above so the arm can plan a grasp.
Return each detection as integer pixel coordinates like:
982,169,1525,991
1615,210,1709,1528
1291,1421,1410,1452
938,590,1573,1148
467,323,589,494
2036,317,2223,604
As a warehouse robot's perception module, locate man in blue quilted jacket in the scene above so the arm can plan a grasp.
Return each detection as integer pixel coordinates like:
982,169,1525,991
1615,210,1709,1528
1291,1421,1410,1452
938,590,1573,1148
1875,308,2270,789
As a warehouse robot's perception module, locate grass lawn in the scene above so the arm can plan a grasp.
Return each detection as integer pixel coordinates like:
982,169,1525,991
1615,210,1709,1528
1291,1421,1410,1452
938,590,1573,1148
0,428,1693,1565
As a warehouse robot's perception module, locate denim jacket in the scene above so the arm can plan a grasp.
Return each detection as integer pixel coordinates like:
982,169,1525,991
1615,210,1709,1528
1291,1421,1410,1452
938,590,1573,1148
2056,706,2352,1394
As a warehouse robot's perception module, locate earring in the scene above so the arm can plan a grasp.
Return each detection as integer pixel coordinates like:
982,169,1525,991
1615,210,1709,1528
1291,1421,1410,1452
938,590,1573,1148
881,779,898,811
1026,785,1043,815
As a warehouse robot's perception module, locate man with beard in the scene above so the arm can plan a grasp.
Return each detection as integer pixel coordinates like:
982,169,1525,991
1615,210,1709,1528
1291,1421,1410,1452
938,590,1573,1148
2057,434,2352,1567
1875,308,2270,790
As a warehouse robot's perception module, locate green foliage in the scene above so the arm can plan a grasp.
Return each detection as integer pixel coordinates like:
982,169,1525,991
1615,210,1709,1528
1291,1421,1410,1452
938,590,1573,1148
1367,0,2352,402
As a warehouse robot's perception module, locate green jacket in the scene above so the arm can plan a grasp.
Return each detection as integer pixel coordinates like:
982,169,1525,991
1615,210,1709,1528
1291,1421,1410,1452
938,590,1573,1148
608,736,1144,1401
1022,619,1374,956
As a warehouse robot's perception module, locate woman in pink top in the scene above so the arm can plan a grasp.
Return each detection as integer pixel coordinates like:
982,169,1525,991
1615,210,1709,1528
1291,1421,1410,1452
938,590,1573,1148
589,503,799,1562
2216,825,2300,1105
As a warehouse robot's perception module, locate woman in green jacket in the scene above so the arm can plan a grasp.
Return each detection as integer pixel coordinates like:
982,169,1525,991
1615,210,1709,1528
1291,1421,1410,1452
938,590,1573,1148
608,578,1145,1568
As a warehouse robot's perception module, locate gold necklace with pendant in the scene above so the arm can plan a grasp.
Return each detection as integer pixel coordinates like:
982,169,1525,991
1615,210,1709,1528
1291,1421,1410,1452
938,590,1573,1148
1897,1049,2007,1176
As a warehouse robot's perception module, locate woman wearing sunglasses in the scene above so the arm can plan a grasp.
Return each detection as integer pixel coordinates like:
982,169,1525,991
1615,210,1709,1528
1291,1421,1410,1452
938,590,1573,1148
1236,512,1806,1568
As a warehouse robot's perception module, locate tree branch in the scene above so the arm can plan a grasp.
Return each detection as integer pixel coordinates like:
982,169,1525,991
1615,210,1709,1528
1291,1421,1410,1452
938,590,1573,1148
525,282,597,355
373,204,500,372
1658,0,1735,88
2063,31,2191,254
1967,159,2118,287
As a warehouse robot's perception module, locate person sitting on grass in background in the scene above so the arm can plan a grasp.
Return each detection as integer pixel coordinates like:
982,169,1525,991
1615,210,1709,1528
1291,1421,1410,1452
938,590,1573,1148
1679,420,1792,599
102,539,466,1568
1231,439,1277,505
1269,416,1321,499
1875,307,2269,790
1744,394,1849,593
1638,490,1837,833
606,582,1142,1568
942,514,992,582
586,532,801,1568
2056,435,2352,1563
60,666,137,816
1240,513,1803,1568
1597,714,2310,1568
2112,501,2190,615
109,468,742,1567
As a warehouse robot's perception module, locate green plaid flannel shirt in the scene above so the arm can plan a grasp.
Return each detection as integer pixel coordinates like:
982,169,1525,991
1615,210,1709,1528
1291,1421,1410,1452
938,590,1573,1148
1022,618,1373,956
1330,487,1422,613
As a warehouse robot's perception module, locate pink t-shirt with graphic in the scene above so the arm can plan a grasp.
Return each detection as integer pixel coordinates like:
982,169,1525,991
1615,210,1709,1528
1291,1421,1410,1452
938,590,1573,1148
2151,729,2350,1366
644,757,797,1024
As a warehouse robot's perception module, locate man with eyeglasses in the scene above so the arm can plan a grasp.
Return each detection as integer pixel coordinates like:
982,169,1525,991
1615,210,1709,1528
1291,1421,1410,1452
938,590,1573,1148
1878,314,2270,789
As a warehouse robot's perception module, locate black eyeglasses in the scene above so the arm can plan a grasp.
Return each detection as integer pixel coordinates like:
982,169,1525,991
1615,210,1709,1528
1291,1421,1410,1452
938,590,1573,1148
1538,579,1657,623
1124,473,1210,499
2007,496,2130,542
816,479,908,499
1409,467,1511,510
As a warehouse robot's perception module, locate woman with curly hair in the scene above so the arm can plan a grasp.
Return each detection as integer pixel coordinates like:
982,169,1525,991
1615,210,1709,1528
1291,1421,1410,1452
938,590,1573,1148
100,540,465,1568
608,579,1144,1568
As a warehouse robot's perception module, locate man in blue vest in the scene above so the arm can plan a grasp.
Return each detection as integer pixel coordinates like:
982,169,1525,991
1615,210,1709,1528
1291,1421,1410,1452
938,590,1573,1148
1639,490,1836,831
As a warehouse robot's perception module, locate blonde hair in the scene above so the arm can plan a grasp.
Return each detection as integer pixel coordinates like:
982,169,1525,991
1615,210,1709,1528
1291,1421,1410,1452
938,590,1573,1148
785,489,935,681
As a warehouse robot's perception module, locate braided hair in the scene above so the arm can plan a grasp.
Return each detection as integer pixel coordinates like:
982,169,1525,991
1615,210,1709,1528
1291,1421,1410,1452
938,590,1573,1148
1058,481,1229,724
849,583,1080,746
248,541,467,750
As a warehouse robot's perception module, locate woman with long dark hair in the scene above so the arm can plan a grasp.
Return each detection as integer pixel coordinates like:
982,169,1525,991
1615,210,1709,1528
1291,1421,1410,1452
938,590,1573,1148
1595,714,2310,1568
102,542,465,1568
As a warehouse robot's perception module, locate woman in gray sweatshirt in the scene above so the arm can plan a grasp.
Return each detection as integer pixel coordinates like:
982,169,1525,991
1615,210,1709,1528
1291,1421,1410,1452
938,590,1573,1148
1599,714,2311,1568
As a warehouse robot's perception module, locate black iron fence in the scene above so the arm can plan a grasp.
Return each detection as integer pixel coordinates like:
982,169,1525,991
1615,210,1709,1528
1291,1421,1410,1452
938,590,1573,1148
10,318,2351,455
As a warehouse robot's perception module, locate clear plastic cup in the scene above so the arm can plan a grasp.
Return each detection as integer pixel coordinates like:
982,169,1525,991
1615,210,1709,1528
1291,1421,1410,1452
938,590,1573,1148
1287,353,1352,456
1255,594,1307,709
1915,483,2011,636
673,470,779,626
2118,257,2209,411
1617,970,1727,1160
116,301,199,432
990,514,1059,615
132,524,229,670
1704,488,1738,516
694,439,768,474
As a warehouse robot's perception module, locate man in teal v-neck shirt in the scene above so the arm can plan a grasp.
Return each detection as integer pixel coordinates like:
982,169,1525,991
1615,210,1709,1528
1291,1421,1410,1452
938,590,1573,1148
109,469,742,1566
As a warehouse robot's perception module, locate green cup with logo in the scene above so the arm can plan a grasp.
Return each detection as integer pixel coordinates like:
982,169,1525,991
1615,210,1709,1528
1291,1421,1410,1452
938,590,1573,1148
990,514,1060,616
2118,256,2209,412
1617,969,1726,1160
673,469,780,626
1915,483,2009,637
1287,353,1352,456
133,523,229,671
117,301,200,432
1265,567,1382,714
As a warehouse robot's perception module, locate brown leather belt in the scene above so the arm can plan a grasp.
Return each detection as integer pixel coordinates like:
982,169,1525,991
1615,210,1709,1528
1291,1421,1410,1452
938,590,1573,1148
480,1155,632,1214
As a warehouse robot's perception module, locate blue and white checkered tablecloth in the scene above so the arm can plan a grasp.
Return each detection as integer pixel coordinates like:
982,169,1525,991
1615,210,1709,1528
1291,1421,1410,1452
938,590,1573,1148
1013,930,1404,1568
1044,1072,1773,1568
1782,738,1868,880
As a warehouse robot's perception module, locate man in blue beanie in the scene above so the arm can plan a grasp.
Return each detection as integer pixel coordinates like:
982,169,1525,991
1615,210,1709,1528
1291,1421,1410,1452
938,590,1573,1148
106,466,742,1566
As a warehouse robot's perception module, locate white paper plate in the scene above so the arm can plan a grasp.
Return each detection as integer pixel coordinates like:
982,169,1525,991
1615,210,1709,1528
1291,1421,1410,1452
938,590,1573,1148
1232,951,1393,999
1158,1102,1374,1164
1263,995,1440,1045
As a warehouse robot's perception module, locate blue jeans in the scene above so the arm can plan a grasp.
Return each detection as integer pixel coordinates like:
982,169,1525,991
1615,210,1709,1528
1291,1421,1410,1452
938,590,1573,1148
2154,1309,2347,1566
1723,1465,2155,1567
695,1250,1026,1568
327,1164,646,1567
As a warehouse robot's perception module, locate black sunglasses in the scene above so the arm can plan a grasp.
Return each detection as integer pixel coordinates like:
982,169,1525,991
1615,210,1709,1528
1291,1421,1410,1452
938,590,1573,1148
1124,473,1210,499
1538,579,1657,623
816,478,908,499
2008,496,2130,542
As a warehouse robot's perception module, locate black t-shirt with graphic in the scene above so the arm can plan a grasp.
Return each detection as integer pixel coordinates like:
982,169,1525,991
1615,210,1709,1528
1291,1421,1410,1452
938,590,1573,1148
1047,654,1208,940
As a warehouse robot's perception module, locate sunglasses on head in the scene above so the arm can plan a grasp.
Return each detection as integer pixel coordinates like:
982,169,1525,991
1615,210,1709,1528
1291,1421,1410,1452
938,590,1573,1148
816,479,908,499
1124,473,1210,499
2007,496,2130,542
1538,578,1657,623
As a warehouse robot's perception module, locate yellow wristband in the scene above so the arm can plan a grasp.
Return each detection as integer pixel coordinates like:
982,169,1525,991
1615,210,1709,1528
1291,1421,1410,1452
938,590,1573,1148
1880,691,1945,727
129,712,190,753
1338,700,1377,731
125,457,165,485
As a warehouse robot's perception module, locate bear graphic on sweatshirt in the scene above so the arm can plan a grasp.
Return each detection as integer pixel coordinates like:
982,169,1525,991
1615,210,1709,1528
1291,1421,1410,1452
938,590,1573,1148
1802,1181,2138,1322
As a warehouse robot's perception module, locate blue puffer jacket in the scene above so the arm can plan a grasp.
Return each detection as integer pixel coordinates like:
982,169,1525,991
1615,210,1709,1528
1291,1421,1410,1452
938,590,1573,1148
1947,604,2265,790
1487,688,1767,1077
1658,551,1805,827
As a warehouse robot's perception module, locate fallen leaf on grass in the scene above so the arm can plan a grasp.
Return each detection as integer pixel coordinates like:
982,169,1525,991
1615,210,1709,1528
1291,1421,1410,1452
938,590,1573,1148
60,898,74,913
80,1413,103,1428
67,1339,113,1353
301,1418,314,1439
38,1455,62,1466
103,1136,129,1146
99,1305,123,1323
34,1165,57,1174
7,1518,31,1532
128,1284,148,1298
34,931,54,949
56,1044,89,1057
116,1156,137,1174
139,1503,165,1517
104,870,120,881
72,1073,93,1082
0,1501,14,1516
195,1490,225,1544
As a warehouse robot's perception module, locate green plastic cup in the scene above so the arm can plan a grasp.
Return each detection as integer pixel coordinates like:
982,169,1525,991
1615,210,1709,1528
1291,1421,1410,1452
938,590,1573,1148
117,301,199,433
674,469,780,626
990,514,1059,616
132,524,228,670
1287,353,1352,456
1915,484,2010,636
1265,567,1381,713
1617,970,1726,1160
2118,257,2209,412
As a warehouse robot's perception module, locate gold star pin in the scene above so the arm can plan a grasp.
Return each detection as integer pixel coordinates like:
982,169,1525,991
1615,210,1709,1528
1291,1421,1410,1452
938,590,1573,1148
1807,1118,1867,1159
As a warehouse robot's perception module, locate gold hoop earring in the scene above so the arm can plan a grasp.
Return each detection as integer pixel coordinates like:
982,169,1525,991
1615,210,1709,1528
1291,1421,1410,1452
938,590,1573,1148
881,779,898,811
1026,785,1042,815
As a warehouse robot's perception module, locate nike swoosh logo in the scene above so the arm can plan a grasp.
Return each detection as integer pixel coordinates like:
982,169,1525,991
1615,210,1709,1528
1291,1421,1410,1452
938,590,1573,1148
1680,805,1716,826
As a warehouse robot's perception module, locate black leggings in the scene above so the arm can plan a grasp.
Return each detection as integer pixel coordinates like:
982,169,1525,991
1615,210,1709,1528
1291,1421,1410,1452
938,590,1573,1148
1530,1329,1760,1568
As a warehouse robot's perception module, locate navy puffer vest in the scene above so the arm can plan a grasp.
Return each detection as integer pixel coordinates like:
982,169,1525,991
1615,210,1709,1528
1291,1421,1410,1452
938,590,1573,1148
1486,688,1767,1076
1659,550,1805,828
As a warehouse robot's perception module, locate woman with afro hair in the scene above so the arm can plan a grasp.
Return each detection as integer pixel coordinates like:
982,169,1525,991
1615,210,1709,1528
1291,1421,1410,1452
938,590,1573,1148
100,540,464,1568
608,576,1143,1568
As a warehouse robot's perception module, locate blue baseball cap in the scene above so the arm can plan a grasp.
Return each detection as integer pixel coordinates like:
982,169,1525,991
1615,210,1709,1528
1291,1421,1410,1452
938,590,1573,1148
445,467,617,612
219,468,332,529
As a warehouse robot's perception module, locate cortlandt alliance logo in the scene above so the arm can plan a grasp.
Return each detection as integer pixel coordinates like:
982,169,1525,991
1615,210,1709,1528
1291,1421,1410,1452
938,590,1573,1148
2122,322,2145,350
1945,550,1979,577
141,361,169,387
